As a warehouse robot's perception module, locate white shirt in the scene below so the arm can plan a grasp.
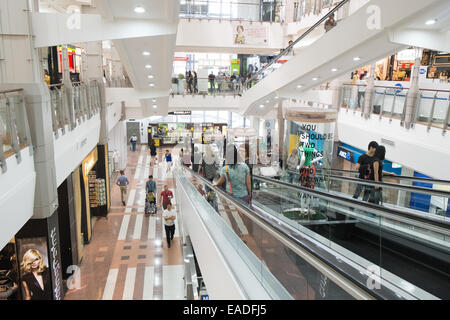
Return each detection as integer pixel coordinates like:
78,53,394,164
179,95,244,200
287,153,299,171
163,209,176,226
358,79,367,92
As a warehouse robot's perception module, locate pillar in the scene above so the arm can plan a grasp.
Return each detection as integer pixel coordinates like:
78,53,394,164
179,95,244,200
403,47,423,129
363,63,376,119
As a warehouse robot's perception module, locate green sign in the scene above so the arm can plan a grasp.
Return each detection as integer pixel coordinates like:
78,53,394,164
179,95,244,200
231,59,240,75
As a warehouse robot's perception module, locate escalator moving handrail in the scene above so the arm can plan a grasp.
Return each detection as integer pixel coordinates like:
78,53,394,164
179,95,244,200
253,174,450,230
317,168,450,185
285,169,450,198
184,167,425,299
243,0,349,88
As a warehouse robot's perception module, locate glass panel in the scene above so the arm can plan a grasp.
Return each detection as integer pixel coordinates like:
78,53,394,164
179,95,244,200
0,96,14,157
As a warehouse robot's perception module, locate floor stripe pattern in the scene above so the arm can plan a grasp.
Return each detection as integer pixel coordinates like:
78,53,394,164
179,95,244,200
65,146,185,300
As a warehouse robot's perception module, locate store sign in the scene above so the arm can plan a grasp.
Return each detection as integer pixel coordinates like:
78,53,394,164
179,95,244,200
174,56,189,61
397,49,416,61
337,146,355,163
169,110,191,115
83,149,98,178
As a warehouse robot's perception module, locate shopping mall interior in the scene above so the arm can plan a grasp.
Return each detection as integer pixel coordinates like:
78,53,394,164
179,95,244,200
0,0,449,303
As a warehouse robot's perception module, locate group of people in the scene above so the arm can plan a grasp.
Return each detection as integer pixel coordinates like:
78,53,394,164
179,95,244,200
353,141,387,205
185,70,198,94
207,71,242,93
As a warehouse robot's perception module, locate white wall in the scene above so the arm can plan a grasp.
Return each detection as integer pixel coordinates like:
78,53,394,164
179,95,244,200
0,147,35,250
107,101,122,133
176,19,285,54
169,94,241,111
108,121,127,170
54,114,101,187
337,111,450,180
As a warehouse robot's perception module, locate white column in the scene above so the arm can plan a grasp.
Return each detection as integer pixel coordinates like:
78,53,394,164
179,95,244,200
403,47,423,129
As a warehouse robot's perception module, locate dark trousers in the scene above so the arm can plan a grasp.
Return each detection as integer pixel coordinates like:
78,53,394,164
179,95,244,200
162,202,170,210
353,184,372,202
131,141,136,151
165,225,175,247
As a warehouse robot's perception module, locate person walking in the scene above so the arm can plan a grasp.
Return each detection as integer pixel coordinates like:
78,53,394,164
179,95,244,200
353,141,378,201
129,134,138,152
164,149,172,172
286,148,300,183
146,175,157,198
193,71,198,93
187,71,193,94
192,146,202,173
198,145,217,192
208,71,216,93
149,141,157,164
214,145,252,204
160,185,174,210
367,145,386,205
116,170,129,206
163,203,176,248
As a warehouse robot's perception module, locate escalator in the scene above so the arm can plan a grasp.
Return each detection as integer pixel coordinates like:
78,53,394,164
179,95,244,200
251,174,450,299
177,165,448,299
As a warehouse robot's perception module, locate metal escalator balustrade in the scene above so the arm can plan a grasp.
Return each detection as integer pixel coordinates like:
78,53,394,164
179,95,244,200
180,165,440,299
243,0,350,89
252,174,450,299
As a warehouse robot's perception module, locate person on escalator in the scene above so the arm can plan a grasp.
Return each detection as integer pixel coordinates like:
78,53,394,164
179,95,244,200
214,144,252,205
353,141,378,201
367,145,386,205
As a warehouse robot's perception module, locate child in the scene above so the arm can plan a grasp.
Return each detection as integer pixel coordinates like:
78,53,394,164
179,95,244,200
145,191,156,214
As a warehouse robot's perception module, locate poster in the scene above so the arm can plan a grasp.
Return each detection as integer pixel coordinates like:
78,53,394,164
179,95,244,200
16,237,53,300
233,23,268,46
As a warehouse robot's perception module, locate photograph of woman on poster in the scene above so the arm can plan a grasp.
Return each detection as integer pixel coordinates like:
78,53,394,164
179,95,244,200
235,25,245,44
20,249,52,300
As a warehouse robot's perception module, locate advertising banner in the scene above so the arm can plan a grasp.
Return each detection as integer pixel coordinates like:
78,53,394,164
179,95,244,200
232,23,268,46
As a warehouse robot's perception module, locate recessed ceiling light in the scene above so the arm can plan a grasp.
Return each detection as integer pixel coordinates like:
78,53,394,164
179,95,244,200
152,99,156,102
275,96,279,99
353,57,361,61
148,75,154,79
312,77,318,81
297,85,303,89
134,6,145,13
331,68,338,72
143,51,150,56
153,105,157,109
145,65,152,69
425,19,437,25
149,83,155,87
266,100,270,103
259,104,264,108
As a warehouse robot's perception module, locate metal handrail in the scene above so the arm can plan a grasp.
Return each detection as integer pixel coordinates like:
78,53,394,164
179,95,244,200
343,83,450,92
185,167,435,299
317,168,450,185
243,0,349,88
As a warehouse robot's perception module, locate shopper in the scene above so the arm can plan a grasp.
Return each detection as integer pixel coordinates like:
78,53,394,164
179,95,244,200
187,71,193,94
214,145,252,204
149,141,157,164
129,134,138,152
208,71,216,93
146,175,157,198
367,145,386,205
353,141,378,201
357,74,367,109
165,149,172,171
193,71,198,93
287,148,300,183
116,170,129,206
198,145,217,186
160,185,173,210
163,203,176,248
324,13,337,32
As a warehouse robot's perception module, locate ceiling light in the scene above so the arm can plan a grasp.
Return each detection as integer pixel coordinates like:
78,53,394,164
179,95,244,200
312,77,318,81
152,99,156,102
145,65,152,69
353,57,361,61
425,19,437,25
149,83,155,87
297,85,303,89
143,51,150,56
266,100,270,103
134,6,145,13
331,68,338,72
275,96,279,99
153,105,157,109
148,75,154,79
259,104,264,108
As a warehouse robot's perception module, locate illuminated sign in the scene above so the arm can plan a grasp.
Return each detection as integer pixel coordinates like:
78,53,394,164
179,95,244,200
82,149,98,178
168,110,191,115
337,146,355,163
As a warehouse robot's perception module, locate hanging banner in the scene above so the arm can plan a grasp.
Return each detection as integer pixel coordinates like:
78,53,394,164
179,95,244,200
232,23,268,46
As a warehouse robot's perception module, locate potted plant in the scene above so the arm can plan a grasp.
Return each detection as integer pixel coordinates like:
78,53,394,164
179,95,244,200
171,77,178,94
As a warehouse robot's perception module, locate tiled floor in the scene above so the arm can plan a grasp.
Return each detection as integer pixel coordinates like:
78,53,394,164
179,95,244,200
65,145,184,300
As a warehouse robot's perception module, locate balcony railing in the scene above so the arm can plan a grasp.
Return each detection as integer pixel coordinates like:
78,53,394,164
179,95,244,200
341,83,450,134
49,80,102,139
171,77,243,96
0,89,32,173
180,0,285,22
104,77,133,88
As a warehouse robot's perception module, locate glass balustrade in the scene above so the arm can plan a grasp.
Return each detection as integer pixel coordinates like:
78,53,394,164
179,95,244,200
0,89,32,170
171,78,242,96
